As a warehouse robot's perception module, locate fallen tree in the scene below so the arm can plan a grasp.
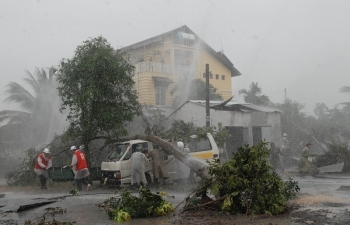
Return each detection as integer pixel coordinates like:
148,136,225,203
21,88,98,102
121,134,211,180
181,142,300,215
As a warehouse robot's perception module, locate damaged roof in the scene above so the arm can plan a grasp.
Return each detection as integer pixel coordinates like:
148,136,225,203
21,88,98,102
166,100,280,119
122,25,241,77
191,100,280,113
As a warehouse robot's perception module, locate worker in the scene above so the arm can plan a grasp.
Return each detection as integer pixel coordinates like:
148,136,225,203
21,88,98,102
70,145,91,191
148,145,168,185
298,143,319,175
129,145,149,187
34,148,52,189
176,141,188,181
115,146,124,158
183,141,190,153
270,142,283,174
282,133,292,167
183,141,195,182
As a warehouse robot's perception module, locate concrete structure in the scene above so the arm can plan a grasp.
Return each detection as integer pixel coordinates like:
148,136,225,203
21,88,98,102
122,25,241,108
164,100,282,160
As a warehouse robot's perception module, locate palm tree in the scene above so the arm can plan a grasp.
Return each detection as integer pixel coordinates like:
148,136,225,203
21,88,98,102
0,67,57,146
340,86,350,93
339,86,350,108
238,82,270,106
0,67,56,123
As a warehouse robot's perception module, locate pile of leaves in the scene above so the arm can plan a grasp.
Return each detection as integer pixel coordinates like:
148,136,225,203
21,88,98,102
186,142,300,215
97,187,173,222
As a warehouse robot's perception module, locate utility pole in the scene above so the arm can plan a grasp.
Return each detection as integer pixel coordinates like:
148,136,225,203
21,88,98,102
284,88,287,102
206,64,210,127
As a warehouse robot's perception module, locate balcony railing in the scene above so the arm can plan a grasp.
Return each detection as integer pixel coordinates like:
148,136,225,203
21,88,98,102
138,62,171,74
136,62,196,76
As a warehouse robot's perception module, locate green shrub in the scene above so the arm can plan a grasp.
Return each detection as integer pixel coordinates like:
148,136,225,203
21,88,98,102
205,142,299,215
100,187,173,220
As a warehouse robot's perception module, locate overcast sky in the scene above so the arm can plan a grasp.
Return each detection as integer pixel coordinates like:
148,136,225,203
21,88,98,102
1,0,349,115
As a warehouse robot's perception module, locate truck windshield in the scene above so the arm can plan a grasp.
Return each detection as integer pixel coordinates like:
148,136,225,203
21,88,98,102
187,136,212,152
108,144,128,161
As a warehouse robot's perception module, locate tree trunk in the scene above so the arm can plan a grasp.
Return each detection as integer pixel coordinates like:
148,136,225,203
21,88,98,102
123,134,211,180
342,151,350,173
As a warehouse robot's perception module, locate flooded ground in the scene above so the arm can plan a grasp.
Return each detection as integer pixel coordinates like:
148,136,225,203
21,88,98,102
2,169,350,224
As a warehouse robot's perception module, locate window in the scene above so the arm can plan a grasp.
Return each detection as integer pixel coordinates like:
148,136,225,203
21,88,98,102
222,75,225,80
155,86,166,106
216,74,219,79
187,136,212,152
203,72,213,79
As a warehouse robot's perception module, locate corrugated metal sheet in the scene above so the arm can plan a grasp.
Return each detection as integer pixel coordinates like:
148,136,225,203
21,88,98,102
189,100,280,113
0,198,57,212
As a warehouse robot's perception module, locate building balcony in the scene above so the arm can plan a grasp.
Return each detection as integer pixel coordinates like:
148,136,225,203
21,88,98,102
136,62,197,77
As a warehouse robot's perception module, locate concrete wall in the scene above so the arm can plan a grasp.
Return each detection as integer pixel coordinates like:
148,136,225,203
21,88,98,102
165,102,282,148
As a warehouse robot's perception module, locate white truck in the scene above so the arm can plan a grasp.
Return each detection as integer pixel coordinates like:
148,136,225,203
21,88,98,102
100,133,219,186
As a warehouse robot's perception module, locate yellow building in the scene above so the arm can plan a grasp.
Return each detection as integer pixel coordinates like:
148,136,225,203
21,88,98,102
122,25,241,107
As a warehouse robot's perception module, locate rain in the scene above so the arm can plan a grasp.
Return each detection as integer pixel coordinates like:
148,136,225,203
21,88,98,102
1,0,350,224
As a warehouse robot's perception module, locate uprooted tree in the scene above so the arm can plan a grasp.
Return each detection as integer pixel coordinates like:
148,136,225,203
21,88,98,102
95,138,299,219
182,142,300,215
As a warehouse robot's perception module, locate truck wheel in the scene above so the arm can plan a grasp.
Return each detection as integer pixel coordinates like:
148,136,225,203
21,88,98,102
145,172,152,184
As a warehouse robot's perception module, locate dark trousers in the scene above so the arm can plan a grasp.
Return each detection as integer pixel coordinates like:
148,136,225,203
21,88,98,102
39,174,47,189
75,177,89,191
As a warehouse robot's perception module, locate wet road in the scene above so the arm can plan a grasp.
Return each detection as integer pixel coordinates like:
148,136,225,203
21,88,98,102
0,184,186,225
2,171,350,224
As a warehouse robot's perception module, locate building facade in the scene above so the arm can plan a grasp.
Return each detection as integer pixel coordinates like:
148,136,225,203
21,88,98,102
122,25,241,108
164,100,282,161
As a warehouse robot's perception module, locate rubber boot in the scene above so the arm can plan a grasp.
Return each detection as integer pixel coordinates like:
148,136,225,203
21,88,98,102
76,179,83,191
39,175,47,189
42,176,47,189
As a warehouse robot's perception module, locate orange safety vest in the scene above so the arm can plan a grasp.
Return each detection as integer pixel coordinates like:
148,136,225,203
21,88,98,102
34,153,51,170
74,150,88,171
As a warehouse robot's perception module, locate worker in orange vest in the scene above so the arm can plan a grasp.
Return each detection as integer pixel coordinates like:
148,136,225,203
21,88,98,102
34,148,52,189
69,145,90,191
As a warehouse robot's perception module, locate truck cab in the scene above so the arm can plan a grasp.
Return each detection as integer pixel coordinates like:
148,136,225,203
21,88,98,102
100,133,219,186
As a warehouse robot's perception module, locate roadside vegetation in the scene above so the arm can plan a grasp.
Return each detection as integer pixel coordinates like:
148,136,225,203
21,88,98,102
240,82,350,170
183,142,299,215
97,188,173,222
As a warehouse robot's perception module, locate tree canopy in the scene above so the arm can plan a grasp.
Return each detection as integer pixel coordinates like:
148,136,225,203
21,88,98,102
57,36,141,160
0,67,58,147
238,82,270,106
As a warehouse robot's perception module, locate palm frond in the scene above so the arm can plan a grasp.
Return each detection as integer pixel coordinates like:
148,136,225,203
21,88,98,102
0,110,32,124
23,69,40,93
36,67,48,84
336,102,350,107
238,89,248,95
3,82,35,111
340,86,350,93
48,66,56,81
